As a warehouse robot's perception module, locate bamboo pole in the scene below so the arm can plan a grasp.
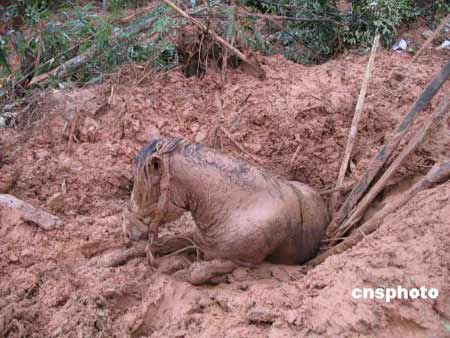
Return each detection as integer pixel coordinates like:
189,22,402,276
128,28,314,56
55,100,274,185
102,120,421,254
335,93,450,238
310,159,450,266
326,60,450,237
331,34,380,213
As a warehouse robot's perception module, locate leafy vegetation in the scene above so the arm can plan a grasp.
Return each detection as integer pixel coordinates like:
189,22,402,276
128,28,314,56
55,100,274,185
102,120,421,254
430,0,450,23
0,1,181,97
344,0,418,47
241,0,342,63
0,0,449,97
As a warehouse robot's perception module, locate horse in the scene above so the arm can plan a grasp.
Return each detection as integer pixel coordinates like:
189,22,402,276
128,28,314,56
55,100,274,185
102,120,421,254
122,138,329,284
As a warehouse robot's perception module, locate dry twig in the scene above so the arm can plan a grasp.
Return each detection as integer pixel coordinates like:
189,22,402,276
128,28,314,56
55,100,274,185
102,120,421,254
289,143,302,167
114,3,159,25
320,181,354,195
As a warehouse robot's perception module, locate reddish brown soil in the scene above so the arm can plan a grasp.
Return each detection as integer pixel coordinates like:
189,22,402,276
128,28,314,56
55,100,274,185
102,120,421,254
1,43,450,337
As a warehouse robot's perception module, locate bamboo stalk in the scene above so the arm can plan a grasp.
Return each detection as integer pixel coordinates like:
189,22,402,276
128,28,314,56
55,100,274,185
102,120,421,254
29,16,158,85
331,34,380,213
326,60,450,237
309,159,450,266
335,93,450,238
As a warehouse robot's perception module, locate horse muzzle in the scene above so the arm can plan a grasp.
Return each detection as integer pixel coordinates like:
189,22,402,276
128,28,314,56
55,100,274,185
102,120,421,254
122,211,153,241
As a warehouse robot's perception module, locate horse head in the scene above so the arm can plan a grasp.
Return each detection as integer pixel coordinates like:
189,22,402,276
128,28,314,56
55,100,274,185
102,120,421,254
123,138,185,241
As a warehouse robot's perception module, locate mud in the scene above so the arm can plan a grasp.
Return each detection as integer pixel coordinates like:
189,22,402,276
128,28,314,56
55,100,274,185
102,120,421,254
1,39,450,337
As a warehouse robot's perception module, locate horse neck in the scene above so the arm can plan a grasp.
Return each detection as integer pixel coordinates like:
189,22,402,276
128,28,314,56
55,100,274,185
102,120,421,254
168,149,257,228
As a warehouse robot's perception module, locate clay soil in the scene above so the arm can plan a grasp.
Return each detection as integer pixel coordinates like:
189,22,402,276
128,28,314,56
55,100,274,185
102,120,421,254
1,35,450,337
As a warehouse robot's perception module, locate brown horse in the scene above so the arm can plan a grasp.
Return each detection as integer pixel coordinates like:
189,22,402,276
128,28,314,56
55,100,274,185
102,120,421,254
123,138,329,284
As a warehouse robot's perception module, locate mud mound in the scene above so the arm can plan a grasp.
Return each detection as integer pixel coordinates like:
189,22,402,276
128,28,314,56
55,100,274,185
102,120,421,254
1,45,450,337
125,181,450,338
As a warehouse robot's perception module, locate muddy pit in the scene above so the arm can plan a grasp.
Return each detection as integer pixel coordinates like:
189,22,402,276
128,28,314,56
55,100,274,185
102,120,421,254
1,41,450,337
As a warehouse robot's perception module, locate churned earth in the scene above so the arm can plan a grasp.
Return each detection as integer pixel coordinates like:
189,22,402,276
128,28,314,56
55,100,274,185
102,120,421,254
1,31,450,337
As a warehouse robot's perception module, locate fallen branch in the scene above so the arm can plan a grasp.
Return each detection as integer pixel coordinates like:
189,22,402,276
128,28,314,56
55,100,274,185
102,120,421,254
29,18,156,85
163,0,267,79
309,159,450,266
326,60,450,237
335,92,450,238
0,194,62,230
331,34,380,213
241,10,342,25
411,13,450,63
29,2,222,85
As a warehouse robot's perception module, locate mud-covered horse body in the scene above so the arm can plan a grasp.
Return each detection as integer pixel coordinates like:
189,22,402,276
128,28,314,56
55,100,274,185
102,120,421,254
123,138,329,283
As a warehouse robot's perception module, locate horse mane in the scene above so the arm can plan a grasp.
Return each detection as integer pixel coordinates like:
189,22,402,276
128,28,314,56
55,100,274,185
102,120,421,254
132,137,282,206
135,138,186,169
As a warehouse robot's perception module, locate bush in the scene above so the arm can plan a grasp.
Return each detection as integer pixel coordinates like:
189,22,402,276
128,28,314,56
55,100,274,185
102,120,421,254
242,0,342,63
414,0,450,25
0,2,180,90
344,0,417,47
242,0,422,63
